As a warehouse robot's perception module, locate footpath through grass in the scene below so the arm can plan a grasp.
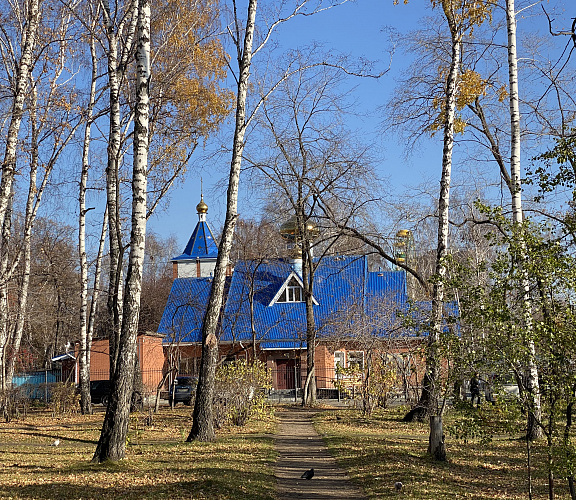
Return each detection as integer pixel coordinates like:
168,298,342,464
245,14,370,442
314,405,555,499
0,407,276,500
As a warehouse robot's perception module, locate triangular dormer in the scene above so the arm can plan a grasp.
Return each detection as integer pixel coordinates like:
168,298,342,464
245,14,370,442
172,196,219,278
268,271,319,306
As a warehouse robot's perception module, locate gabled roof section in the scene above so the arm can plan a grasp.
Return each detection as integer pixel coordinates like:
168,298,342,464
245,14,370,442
172,220,218,261
158,254,434,347
268,271,319,306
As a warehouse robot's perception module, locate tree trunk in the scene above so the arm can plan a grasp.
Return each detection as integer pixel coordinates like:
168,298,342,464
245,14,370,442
505,0,542,440
79,20,98,415
189,0,257,442
101,0,138,375
93,0,149,462
0,0,40,391
6,86,38,386
303,271,317,406
428,415,446,461
406,5,461,430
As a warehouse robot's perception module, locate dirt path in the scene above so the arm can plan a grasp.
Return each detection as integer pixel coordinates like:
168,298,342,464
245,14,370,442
275,408,367,500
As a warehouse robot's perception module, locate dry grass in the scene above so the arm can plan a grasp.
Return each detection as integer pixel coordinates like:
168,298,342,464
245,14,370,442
314,405,560,499
0,407,276,500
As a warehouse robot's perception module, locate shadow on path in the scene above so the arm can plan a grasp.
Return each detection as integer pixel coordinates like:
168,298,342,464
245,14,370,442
275,408,366,500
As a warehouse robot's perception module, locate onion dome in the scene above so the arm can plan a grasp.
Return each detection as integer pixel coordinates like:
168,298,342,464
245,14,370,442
279,216,319,240
196,195,208,214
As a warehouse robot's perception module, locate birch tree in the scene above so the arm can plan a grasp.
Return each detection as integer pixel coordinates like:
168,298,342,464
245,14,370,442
0,0,40,392
188,0,349,441
93,0,150,462
78,2,103,415
505,0,542,441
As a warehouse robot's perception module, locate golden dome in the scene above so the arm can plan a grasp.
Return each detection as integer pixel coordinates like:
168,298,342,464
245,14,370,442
196,195,208,214
279,216,319,240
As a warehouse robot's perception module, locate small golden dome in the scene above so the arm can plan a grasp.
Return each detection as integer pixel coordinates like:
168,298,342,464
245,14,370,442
279,216,319,240
279,216,298,240
196,195,208,214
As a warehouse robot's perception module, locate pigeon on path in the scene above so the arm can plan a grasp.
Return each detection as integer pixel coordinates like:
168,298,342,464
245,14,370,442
300,468,314,480
50,439,60,447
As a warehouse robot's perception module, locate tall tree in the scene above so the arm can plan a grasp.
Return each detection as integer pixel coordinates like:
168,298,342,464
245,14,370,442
505,0,542,441
93,0,151,462
78,1,102,415
188,0,348,441
188,0,259,443
0,0,40,391
246,53,379,406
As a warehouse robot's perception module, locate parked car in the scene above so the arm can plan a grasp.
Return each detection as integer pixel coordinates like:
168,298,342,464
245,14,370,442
89,380,143,410
168,376,197,406
90,380,112,405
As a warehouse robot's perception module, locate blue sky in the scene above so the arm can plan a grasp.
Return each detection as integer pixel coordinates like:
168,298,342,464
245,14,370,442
148,0,441,249
147,0,572,252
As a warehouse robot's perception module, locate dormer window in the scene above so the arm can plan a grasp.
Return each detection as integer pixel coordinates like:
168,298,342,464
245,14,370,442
276,277,304,303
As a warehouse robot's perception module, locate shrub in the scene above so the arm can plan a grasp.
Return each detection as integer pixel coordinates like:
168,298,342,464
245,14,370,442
213,360,272,427
0,387,29,422
49,383,80,415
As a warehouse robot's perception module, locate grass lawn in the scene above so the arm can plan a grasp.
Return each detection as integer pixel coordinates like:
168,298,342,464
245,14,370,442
314,405,560,500
0,406,276,500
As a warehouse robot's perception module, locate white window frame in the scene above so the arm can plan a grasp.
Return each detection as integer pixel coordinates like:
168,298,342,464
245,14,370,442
347,351,365,371
269,271,319,306
334,351,345,370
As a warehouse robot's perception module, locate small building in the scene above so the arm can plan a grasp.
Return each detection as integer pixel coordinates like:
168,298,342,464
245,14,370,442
76,333,165,393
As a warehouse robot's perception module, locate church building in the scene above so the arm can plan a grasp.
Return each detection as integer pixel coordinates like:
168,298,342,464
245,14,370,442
157,197,423,395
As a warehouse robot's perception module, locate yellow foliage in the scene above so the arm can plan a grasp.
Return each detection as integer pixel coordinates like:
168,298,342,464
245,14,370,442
430,0,496,35
456,69,488,109
151,0,232,139
497,85,509,102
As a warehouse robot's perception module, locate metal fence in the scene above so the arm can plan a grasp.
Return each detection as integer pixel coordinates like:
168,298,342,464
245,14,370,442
12,369,64,402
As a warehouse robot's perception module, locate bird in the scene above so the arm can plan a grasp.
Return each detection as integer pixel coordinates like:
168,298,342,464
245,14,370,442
50,439,60,447
300,468,314,480
394,481,403,492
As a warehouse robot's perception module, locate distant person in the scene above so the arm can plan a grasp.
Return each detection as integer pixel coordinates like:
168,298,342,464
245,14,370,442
485,375,496,405
470,372,481,407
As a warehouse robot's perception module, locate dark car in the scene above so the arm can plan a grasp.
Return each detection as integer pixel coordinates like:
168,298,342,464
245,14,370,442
168,376,197,406
90,380,112,405
89,380,143,410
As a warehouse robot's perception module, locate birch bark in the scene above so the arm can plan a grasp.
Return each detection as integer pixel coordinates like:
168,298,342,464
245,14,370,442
505,0,542,440
188,0,258,442
79,17,99,414
93,0,150,462
0,0,40,391
101,0,138,375
404,0,461,429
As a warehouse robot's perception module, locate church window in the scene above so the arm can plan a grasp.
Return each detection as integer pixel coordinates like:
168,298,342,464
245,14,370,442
277,277,304,303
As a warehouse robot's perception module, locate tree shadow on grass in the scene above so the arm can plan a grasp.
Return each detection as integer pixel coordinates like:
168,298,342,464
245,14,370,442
0,469,275,500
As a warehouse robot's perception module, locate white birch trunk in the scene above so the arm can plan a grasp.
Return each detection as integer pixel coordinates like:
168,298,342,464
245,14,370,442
189,0,258,442
101,0,138,375
5,85,38,386
407,2,460,433
0,0,40,391
79,24,99,414
505,0,541,440
93,0,149,462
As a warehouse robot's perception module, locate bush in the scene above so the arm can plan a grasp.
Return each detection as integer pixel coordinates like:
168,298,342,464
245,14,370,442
49,383,80,415
213,360,271,427
0,387,29,422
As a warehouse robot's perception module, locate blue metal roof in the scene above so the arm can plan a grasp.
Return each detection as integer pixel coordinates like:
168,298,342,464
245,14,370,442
158,278,214,342
172,220,218,260
158,255,444,346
